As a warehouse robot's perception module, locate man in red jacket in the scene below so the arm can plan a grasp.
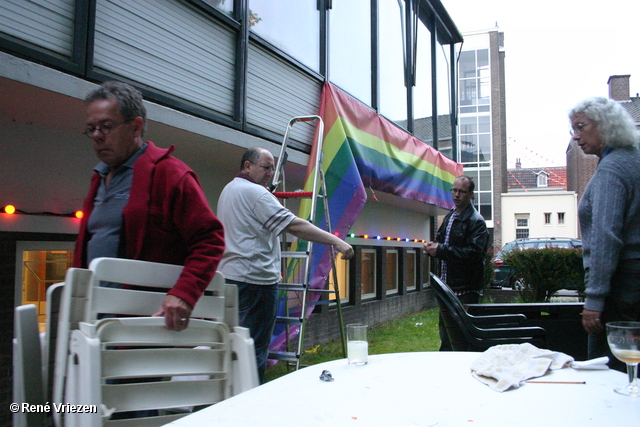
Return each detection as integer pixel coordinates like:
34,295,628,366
74,81,225,331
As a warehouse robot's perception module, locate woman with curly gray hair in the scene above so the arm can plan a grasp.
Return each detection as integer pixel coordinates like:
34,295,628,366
570,96,640,372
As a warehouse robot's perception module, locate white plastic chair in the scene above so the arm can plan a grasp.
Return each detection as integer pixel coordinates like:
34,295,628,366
44,282,65,403
64,316,232,426
53,258,258,426
13,304,46,427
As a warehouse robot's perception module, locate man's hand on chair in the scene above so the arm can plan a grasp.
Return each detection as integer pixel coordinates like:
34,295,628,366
153,295,193,331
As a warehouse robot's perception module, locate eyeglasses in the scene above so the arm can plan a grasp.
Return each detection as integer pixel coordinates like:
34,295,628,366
83,120,132,138
450,188,469,195
570,122,588,136
251,162,275,173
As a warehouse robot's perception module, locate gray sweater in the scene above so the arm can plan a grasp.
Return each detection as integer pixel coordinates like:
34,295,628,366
578,146,640,311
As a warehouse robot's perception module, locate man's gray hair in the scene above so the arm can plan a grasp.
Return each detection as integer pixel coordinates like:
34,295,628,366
85,81,147,137
569,97,639,148
240,147,264,170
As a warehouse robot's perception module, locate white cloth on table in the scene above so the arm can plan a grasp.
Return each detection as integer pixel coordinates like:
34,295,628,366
571,356,609,370
470,343,574,392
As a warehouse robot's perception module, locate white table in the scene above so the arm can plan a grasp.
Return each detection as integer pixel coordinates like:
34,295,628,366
165,352,640,426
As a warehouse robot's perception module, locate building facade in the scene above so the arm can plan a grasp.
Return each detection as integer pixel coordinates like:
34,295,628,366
503,163,578,243
1,1,465,417
455,29,507,251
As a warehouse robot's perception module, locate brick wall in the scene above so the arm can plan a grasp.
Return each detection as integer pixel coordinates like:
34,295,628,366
303,288,437,349
608,75,631,101
566,139,598,235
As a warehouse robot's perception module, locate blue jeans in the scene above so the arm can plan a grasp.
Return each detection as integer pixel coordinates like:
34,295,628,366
227,280,278,384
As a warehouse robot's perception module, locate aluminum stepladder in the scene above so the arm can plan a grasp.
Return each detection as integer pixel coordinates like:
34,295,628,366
267,115,347,371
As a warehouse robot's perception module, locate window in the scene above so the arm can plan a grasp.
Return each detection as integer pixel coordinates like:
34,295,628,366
414,16,433,138
249,0,319,71
515,214,529,239
202,0,233,15
360,249,377,299
537,172,548,187
328,256,349,303
329,0,371,105
458,48,490,113
558,212,565,224
17,241,74,328
385,250,398,294
544,213,551,224
405,249,417,291
378,0,407,123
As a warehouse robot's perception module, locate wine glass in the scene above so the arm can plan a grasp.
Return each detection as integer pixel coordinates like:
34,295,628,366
606,321,640,396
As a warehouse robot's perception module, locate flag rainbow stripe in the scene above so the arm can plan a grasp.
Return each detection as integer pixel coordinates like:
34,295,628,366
270,82,461,352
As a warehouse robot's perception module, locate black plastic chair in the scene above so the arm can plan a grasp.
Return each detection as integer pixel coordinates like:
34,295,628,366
430,273,547,351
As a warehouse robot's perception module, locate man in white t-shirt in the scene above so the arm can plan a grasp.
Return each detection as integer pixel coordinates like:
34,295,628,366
218,147,354,382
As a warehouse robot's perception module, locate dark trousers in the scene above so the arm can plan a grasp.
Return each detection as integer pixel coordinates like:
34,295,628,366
439,291,480,351
587,260,640,373
228,280,278,384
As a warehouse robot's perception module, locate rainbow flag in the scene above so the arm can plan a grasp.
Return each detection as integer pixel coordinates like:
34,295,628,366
270,82,462,352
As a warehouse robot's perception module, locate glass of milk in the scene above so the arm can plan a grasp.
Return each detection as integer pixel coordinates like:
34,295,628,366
347,323,368,365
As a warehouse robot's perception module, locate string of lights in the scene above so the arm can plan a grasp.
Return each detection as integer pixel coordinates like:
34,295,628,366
2,205,83,218
2,206,426,241
344,233,426,243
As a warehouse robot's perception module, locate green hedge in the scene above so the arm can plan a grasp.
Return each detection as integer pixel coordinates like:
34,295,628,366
503,247,585,302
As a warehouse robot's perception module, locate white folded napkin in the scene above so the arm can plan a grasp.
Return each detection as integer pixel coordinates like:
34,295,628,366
571,356,609,370
470,343,574,392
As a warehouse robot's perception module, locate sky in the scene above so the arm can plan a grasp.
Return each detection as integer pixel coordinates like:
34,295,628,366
441,0,640,168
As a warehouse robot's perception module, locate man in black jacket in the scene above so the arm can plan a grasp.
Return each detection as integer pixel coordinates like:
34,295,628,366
425,175,489,351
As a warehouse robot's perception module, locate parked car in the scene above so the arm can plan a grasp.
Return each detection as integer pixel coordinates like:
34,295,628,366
492,237,583,289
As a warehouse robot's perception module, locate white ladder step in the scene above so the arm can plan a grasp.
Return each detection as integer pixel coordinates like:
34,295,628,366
281,251,310,258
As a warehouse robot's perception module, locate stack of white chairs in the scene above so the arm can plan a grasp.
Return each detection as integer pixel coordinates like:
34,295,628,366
13,282,67,427
13,304,46,427
46,257,258,426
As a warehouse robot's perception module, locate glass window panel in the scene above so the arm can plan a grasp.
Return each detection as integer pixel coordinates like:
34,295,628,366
202,0,233,15
460,135,477,163
328,256,349,303
460,116,477,134
478,115,490,133
329,0,371,105
479,134,491,162
436,39,453,159
459,50,476,78
479,191,492,205
558,212,565,224
465,169,479,185
479,169,492,192
460,79,476,106
385,250,398,294
436,42,452,116
379,0,407,123
478,77,490,104
479,202,492,221
249,0,319,71
414,19,433,121
405,249,417,290
361,249,376,298
477,49,489,72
